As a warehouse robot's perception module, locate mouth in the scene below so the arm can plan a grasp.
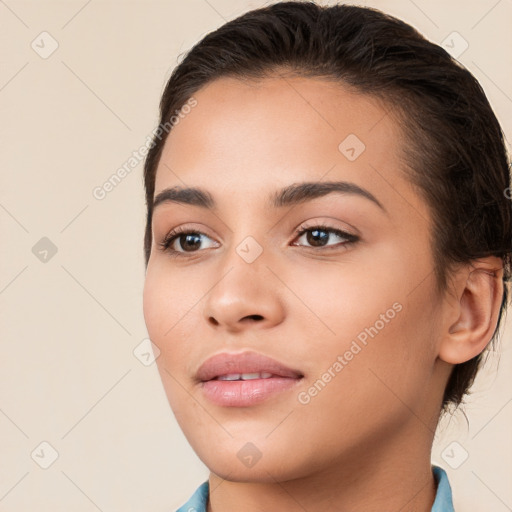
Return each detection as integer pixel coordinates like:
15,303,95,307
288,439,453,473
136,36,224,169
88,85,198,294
196,351,304,407
214,372,279,381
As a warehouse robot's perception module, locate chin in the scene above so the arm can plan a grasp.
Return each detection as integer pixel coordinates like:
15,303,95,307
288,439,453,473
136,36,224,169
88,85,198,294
203,459,297,483
191,437,315,483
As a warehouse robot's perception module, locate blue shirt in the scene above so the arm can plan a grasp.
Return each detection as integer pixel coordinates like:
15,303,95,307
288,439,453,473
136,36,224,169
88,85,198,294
175,465,454,511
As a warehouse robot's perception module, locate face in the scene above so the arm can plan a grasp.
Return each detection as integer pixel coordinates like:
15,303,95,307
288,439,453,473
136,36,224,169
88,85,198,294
143,75,448,482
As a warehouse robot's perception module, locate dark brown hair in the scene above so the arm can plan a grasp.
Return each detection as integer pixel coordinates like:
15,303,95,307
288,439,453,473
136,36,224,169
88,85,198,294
143,1,511,410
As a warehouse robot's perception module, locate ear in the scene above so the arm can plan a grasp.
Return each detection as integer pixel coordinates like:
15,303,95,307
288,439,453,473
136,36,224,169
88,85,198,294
439,257,504,365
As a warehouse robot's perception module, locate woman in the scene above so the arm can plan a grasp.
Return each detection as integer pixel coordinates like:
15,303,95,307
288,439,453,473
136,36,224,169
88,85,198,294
142,2,511,511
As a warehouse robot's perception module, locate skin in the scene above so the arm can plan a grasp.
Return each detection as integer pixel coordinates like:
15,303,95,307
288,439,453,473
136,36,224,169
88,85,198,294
143,75,503,512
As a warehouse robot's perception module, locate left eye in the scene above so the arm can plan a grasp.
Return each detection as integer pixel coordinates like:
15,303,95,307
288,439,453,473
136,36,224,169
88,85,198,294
292,225,358,249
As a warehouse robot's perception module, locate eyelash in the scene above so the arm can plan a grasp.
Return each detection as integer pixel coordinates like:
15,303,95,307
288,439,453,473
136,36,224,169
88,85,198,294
158,223,359,258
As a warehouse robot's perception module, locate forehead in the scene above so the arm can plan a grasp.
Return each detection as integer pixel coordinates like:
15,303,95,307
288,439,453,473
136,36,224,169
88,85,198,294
154,75,426,219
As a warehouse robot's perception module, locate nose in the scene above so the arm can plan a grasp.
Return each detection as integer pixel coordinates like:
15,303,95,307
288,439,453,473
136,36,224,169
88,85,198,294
202,247,286,333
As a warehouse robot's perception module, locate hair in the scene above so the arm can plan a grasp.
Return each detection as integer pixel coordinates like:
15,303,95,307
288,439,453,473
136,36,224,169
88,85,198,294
142,1,511,411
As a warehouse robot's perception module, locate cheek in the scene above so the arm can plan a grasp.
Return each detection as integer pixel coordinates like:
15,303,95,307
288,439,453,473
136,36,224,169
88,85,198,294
142,269,167,338
283,256,402,347
143,267,194,411
290,257,437,398
143,262,198,339
289,296,437,461
142,266,192,386
143,262,212,386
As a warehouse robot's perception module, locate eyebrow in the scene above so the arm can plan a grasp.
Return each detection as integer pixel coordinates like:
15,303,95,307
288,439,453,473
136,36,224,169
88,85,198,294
152,181,386,213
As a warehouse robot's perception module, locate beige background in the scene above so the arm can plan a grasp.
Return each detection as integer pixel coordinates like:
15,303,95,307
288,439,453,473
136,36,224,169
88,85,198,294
1,0,511,510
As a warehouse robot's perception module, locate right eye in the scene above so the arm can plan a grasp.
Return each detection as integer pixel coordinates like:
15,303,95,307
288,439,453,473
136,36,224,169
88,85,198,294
159,226,219,257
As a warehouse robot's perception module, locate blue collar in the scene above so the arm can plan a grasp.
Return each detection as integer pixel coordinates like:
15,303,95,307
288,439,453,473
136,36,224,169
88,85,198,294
177,481,209,512
431,465,455,511
176,465,454,512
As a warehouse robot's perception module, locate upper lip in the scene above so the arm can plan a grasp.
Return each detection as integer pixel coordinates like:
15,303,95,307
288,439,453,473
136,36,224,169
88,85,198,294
196,351,304,382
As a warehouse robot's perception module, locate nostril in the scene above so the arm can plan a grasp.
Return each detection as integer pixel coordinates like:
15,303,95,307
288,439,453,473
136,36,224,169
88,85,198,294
244,314,264,321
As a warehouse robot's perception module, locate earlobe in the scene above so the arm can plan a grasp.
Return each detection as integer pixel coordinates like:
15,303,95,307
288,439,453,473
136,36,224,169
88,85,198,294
439,257,504,365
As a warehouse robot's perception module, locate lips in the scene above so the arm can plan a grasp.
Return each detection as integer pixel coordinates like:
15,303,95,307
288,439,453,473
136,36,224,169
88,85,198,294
196,351,304,407
196,351,304,382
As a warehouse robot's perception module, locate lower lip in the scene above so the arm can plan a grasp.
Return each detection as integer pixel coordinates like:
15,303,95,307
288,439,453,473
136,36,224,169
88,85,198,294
201,377,302,407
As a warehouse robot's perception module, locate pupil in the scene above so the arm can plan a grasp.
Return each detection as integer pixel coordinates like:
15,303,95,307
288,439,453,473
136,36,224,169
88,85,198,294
307,229,328,247
181,234,201,251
